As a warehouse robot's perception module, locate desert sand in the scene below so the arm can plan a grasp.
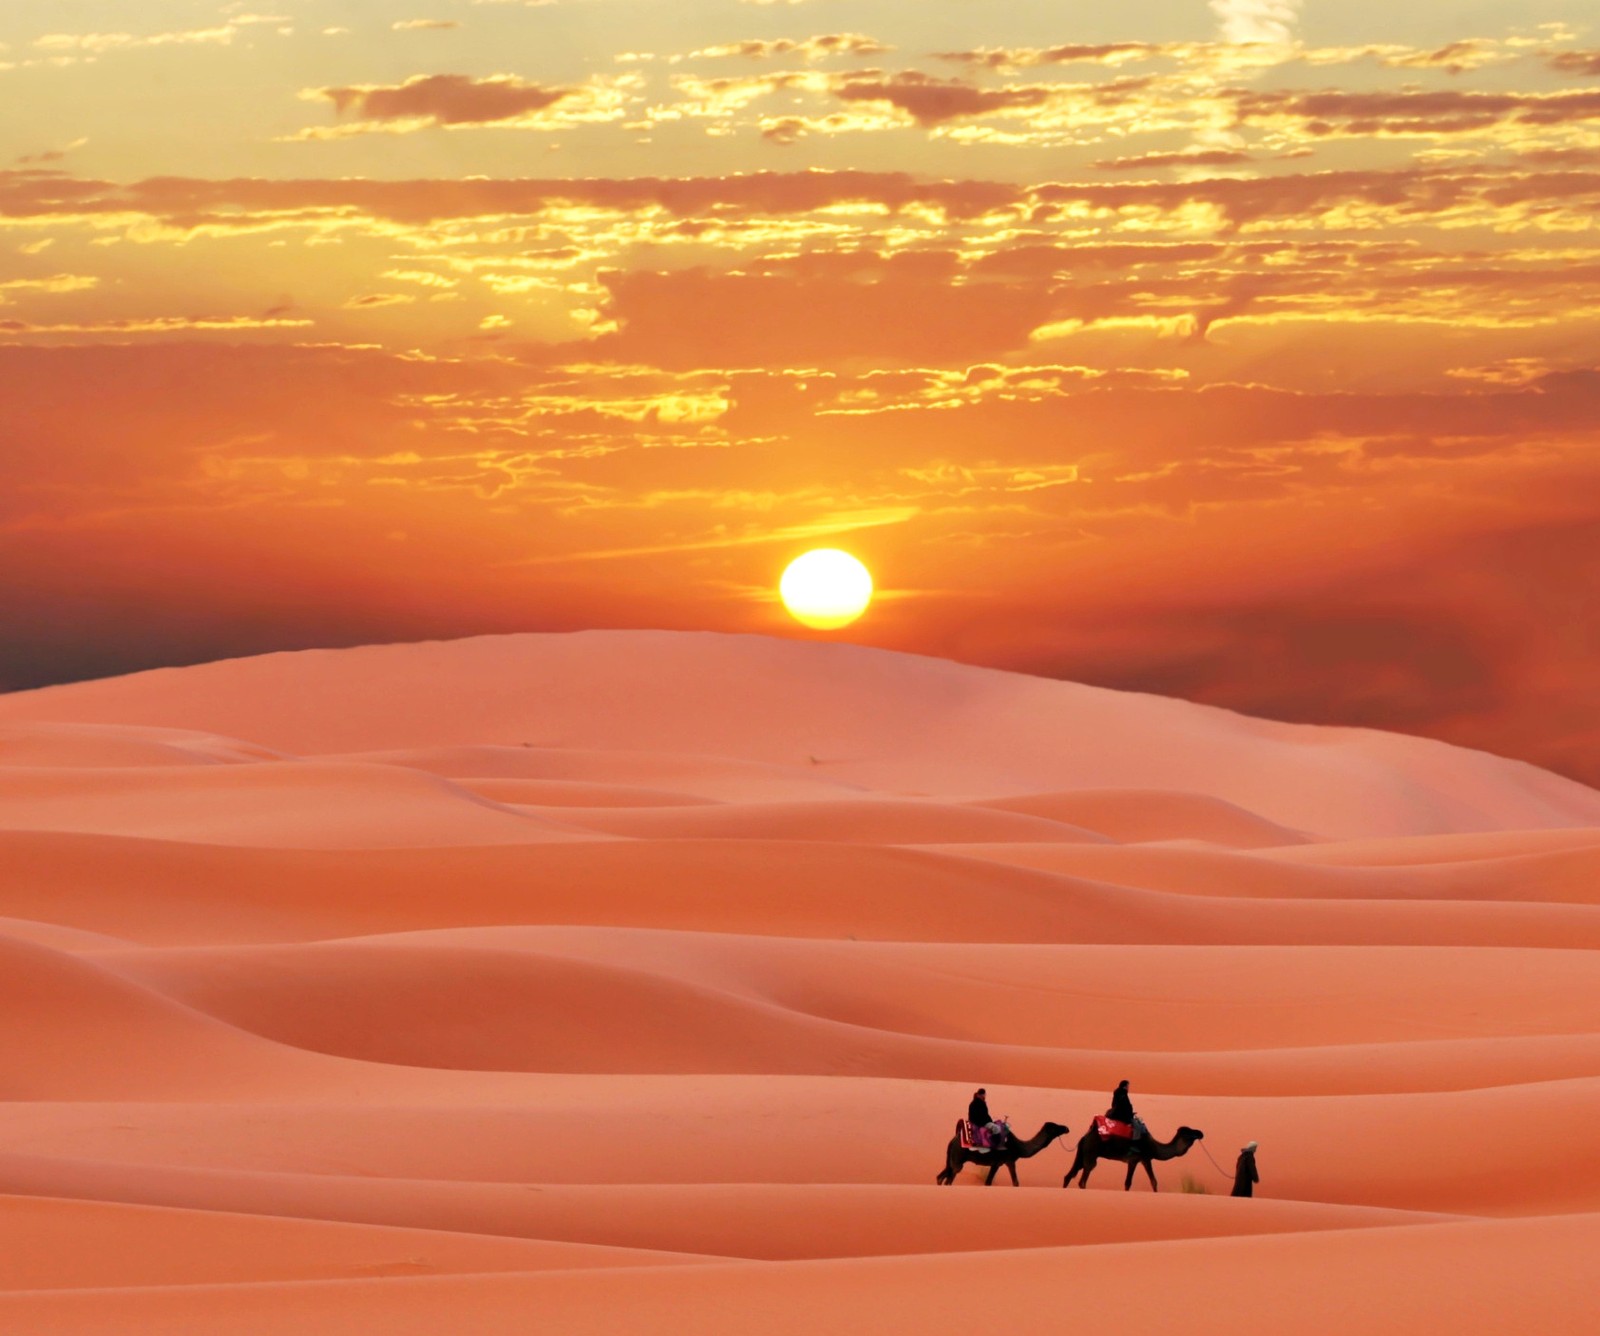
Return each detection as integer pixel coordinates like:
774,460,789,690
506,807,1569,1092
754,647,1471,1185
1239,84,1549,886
0,630,1595,1333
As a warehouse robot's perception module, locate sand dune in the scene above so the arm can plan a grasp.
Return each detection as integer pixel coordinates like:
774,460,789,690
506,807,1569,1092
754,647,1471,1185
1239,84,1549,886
0,759,598,849
3,1072,1593,1214
6,831,1598,950
114,930,1600,1043
454,778,720,808
5,1214,1582,1336
0,722,284,769
93,934,1600,1083
1267,826,1600,865
344,744,874,803
972,789,1312,847
6,632,1599,837
0,935,340,1100
0,631,1595,1332
511,796,1106,844
0,1171,1458,1261
930,837,1600,905
0,1194,706,1291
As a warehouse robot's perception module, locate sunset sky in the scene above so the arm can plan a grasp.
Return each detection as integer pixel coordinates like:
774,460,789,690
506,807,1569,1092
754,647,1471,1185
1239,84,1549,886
2,0,1597,782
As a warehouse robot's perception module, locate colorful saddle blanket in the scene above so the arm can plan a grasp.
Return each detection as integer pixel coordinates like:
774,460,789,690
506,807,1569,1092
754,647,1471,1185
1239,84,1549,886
960,1120,1008,1150
1094,1115,1133,1141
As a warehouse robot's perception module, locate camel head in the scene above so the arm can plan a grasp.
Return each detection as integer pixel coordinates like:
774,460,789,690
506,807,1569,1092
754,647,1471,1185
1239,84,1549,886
1042,1121,1070,1138
1177,1127,1204,1143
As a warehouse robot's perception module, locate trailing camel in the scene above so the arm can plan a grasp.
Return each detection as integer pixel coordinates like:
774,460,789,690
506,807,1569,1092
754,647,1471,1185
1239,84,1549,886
935,1121,1071,1186
1062,1125,1204,1192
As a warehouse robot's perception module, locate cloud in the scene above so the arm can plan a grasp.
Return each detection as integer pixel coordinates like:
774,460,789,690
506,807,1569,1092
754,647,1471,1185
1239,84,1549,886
1210,0,1301,47
1381,40,1506,75
1094,147,1255,171
0,166,1023,229
589,260,1056,367
392,19,461,32
343,292,417,308
312,73,573,126
30,16,286,59
0,315,311,336
1232,87,1600,139
0,274,98,296
691,34,889,61
830,71,1067,126
35,27,236,54
15,137,90,167
1546,50,1600,77
933,43,1171,71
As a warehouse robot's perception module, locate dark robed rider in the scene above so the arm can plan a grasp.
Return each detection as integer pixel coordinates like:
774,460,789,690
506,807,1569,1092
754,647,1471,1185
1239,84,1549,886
1107,1079,1135,1124
967,1089,1007,1150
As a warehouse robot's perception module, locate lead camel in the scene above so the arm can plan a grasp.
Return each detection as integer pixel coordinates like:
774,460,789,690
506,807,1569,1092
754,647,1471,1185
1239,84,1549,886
1061,1125,1205,1191
935,1121,1071,1186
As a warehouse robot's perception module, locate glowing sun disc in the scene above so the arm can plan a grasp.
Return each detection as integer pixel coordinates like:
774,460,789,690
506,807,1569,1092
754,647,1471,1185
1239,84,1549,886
779,549,873,629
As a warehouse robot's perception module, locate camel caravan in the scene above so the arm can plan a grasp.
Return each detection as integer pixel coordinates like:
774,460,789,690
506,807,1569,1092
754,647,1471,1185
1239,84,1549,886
936,1081,1235,1193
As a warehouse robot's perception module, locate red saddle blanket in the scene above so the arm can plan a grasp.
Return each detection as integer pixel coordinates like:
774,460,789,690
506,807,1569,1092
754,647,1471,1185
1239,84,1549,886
1094,1116,1133,1141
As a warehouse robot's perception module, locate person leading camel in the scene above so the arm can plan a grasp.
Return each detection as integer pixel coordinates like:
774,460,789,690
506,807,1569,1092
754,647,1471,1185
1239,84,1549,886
1232,1142,1259,1198
1107,1079,1146,1142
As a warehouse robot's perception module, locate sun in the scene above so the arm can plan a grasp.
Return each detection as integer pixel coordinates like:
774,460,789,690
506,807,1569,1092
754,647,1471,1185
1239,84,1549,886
779,549,874,629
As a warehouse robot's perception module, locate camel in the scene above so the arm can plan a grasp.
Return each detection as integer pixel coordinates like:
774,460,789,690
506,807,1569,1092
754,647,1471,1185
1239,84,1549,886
1062,1125,1204,1192
935,1121,1071,1186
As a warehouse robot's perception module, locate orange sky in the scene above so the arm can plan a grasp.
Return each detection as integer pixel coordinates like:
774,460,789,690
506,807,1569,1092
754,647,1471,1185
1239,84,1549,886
1,0,1597,782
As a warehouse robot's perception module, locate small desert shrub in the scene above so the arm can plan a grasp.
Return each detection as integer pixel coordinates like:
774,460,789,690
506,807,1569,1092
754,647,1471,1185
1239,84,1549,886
1180,1174,1210,1194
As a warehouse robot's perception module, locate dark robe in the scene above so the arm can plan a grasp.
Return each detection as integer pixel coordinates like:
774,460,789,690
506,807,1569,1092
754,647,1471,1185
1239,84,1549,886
1231,1150,1259,1198
1108,1085,1135,1123
968,1094,991,1127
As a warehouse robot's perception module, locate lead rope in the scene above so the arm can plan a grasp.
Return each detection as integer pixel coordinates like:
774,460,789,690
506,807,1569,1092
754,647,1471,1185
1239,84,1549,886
1196,1139,1237,1184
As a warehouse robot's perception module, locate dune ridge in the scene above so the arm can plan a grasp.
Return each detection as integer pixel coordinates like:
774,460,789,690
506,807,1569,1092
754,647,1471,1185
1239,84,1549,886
0,631,1595,1332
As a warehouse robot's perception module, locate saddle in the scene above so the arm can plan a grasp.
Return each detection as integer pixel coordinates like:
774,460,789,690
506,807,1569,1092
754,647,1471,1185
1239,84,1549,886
1094,1115,1133,1141
959,1119,1009,1150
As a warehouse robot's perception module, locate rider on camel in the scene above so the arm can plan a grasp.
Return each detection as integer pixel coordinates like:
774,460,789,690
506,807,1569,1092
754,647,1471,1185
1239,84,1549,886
1107,1079,1147,1142
968,1088,1008,1151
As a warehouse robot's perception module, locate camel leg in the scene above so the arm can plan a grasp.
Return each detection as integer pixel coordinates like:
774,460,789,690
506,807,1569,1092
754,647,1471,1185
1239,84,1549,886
984,1161,1000,1186
1124,1158,1137,1191
1062,1151,1081,1188
1143,1159,1159,1192
1077,1158,1095,1189
1006,1160,1019,1186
